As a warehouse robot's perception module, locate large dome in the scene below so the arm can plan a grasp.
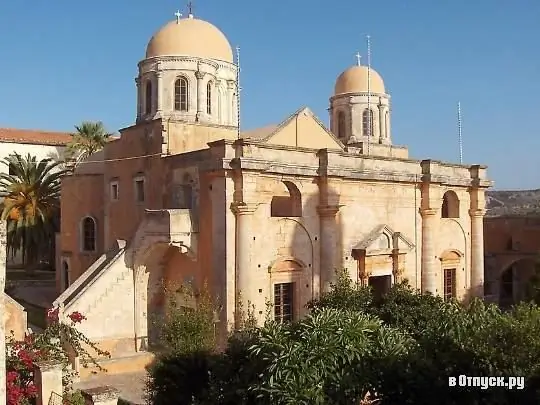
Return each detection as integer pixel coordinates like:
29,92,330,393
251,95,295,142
334,65,386,95
145,16,234,62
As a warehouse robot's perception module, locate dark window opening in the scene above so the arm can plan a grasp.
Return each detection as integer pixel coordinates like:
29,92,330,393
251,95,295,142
274,282,294,323
443,268,456,301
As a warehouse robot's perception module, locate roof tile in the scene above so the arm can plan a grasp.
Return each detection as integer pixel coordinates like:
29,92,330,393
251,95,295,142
0,128,72,146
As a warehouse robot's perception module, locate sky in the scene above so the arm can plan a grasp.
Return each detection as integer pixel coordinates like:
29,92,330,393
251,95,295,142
1,0,539,190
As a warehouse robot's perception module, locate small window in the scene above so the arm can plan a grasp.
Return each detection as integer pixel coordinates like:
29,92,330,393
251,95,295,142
443,268,456,301
62,261,70,291
362,109,374,137
206,82,212,115
134,178,145,203
110,182,119,201
337,111,346,140
274,282,294,323
145,80,152,115
81,217,96,252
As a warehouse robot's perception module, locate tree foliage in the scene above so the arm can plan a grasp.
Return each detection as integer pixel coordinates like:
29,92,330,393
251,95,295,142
0,153,67,266
147,270,540,405
67,121,112,165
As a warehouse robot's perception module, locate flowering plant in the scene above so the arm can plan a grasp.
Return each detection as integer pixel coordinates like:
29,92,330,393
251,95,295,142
6,308,110,405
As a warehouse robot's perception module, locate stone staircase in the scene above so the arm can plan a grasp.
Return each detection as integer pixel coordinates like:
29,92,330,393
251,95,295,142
52,209,197,377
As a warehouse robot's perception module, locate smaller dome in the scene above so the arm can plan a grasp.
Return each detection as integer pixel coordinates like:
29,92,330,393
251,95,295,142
334,65,385,95
146,16,233,62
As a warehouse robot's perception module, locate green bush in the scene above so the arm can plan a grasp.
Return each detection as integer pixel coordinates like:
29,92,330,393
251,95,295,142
147,270,540,405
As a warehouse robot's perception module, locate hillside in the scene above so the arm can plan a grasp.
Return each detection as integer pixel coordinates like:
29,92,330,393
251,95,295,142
486,189,540,217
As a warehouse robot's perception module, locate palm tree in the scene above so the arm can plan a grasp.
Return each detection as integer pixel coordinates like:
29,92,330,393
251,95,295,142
67,121,112,166
0,153,68,269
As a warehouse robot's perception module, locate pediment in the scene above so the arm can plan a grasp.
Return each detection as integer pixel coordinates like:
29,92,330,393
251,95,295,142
352,224,415,255
261,107,344,150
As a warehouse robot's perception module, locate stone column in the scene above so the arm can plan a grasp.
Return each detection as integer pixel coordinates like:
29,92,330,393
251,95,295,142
34,361,63,405
317,205,340,292
195,71,205,120
231,203,257,325
378,103,385,142
420,208,438,295
156,71,163,116
133,267,149,352
469,209,486,297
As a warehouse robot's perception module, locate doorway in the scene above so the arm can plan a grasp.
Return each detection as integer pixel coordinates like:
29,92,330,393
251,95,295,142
368,275,392,298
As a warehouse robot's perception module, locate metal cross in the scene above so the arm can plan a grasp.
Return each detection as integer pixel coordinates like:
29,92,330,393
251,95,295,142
174,10,182,22
187,1,193,15
356,52,362,66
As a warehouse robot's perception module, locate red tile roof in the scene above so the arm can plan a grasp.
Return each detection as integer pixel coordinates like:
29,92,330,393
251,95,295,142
0,128,72,146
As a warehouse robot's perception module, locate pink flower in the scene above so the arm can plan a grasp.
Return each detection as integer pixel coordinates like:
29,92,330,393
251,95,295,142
68,311,87,323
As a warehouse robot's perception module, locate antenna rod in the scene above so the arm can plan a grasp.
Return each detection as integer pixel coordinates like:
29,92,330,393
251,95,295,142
236,46,241,139
366,35,372,155
457,101,463,164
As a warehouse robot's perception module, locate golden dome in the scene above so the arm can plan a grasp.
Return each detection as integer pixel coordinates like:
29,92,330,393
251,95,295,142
145,16,233,62
334,65,386,95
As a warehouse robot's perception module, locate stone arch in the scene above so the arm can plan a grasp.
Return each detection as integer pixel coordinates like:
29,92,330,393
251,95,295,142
269,257,306,273
271,180,302,217
441,190,460,218
132,240,197,351
498,257,540,308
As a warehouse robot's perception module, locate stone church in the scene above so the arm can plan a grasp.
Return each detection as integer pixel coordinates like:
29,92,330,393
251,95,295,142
53,11,491,370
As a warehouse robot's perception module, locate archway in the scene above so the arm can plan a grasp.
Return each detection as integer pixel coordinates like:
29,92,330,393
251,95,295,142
498,258,539,308
441,191,460,218
133,241,197,351
270,181,302,217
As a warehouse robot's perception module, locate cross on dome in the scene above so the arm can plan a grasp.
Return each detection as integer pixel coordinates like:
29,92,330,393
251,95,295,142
174,10,182,23
355,52,362,66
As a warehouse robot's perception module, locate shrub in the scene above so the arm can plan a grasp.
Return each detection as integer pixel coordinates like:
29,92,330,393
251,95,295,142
5,308,109,405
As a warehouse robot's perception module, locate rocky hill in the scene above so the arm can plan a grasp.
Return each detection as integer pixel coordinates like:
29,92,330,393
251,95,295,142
486,189,540,217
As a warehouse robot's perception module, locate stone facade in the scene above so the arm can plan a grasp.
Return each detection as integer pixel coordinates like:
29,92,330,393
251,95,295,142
53,12,492,371
484,216,540,306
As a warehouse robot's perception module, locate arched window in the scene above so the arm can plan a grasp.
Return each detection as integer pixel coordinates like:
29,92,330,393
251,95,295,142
81,216,96,252
206,82,212,115
174,77,189,111
337,111,346,140
145,80,152,115
362,109,374,137
441,191,460,218
270,181,302,217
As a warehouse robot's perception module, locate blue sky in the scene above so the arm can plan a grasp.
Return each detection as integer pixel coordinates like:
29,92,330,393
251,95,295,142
1,0,539,189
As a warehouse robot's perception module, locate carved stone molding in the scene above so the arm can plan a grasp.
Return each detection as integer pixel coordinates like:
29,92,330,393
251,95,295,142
230,202,259,216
